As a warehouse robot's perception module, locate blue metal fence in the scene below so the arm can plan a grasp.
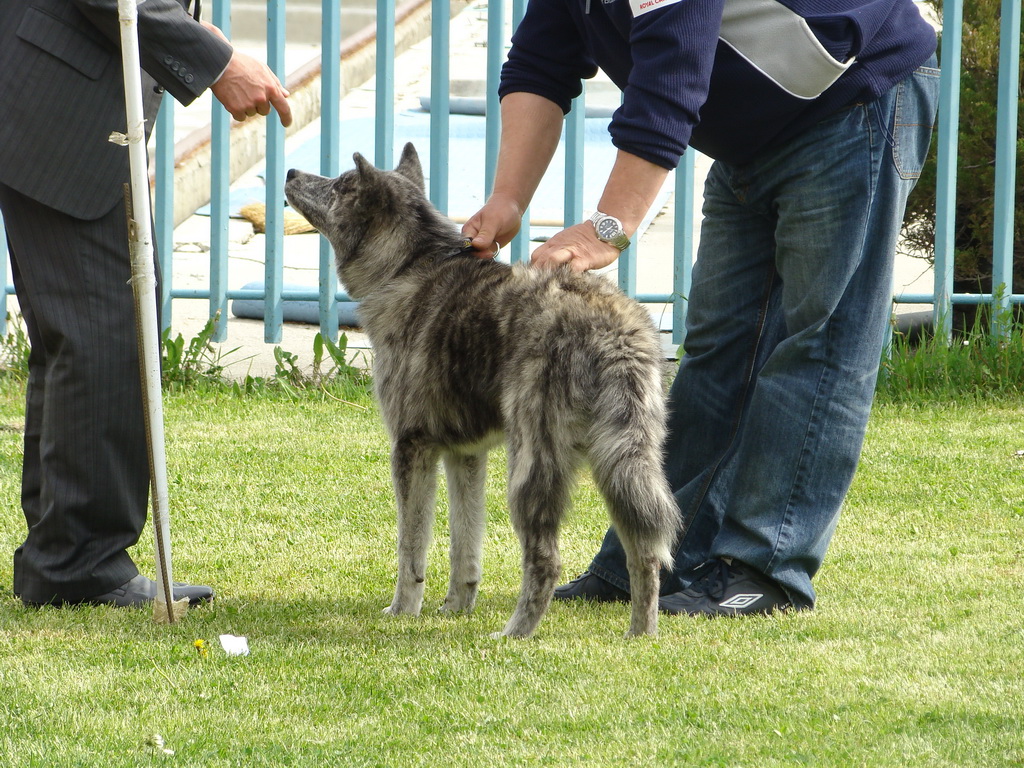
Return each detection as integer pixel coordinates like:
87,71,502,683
0,0,1020,347
897,0,1022,341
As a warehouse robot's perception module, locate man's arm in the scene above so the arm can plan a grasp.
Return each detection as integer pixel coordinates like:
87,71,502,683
73,0,290,126
461,92,564,257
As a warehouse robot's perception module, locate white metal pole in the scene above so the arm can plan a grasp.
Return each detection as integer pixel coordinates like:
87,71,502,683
113,0,185,623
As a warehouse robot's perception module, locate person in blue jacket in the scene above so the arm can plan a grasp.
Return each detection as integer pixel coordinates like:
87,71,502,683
462,0,939,615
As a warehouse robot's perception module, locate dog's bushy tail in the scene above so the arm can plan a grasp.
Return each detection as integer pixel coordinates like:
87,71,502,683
587,342,680,571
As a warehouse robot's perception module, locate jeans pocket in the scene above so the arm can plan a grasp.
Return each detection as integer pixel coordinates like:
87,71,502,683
891,63,941,180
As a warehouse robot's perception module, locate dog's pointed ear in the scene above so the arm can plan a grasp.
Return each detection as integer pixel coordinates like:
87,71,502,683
395,143,424,191
353,152,375,178
348,151,393,210
351,152,386,201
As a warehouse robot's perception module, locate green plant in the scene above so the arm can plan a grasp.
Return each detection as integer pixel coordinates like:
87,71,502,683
0,312,29,380
311,331,362,384
218,332,370,401
161,314,242,390
271,346,304,400
878,308,1024,401
902,0,1024,298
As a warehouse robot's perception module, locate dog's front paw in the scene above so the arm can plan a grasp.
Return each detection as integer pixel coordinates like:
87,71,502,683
625,626,658,638
439,594,476,614
382,603,421,617
492,623,533,639
490,628,529,640
440,580,479,614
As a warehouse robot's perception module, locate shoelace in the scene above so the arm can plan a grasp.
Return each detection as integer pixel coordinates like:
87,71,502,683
688,558,741,601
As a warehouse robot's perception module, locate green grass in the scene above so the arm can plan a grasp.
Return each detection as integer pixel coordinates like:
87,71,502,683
1,379,1023,766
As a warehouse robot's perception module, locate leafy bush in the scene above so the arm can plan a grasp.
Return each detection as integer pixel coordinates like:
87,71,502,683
879,309,1024,401
901,0,1024,297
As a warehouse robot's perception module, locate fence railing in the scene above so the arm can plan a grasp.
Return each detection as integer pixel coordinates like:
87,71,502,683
904,0,1021,340
0,0,1020,346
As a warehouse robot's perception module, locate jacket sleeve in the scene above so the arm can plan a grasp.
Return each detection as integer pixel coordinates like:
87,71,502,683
500,0,725,171
611,0,724,170
498,0,599,114
72,0,232,105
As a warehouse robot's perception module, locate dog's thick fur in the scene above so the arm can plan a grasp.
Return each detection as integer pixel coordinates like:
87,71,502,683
284,143,680,637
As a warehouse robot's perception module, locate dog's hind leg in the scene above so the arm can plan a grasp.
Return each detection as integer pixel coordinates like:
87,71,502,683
498,431,577,638
621,530,668,637
386,439,441,617
593,464,677,637
441,451,488,613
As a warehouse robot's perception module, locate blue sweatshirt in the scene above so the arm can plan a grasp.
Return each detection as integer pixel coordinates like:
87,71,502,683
499,0,937,168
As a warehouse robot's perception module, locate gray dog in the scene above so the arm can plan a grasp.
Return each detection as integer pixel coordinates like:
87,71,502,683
284,143,680,638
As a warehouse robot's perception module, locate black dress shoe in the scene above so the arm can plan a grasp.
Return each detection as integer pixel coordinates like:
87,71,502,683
553,572,630,603
23,574,214,608
89,574,215,607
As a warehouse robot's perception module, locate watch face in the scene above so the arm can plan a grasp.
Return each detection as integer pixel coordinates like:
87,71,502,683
595,216,622,240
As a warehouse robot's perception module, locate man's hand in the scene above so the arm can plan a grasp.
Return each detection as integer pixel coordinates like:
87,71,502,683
528,149,669,272
529,222,622,272
208,29,292,127
460,93,563,259
461,193,523,259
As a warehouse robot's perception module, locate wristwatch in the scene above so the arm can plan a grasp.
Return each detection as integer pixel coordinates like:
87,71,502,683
588,211,631,251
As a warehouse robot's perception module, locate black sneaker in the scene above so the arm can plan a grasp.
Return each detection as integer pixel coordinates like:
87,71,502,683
658,559,792,616
553,572,629,603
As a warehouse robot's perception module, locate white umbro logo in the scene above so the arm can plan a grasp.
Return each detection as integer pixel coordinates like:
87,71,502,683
718,593,764,609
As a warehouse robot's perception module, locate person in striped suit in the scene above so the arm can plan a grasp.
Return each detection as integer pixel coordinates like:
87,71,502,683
0,0,291,607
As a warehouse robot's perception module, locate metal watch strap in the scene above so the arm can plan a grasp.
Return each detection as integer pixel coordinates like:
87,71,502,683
588,211,630,251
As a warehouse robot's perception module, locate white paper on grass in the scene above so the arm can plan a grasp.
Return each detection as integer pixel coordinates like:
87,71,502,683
219,634,250,656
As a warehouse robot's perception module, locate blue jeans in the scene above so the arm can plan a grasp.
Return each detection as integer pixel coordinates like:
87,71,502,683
588,60,940,609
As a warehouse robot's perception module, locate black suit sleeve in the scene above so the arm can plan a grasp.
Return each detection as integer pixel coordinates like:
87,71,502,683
72,0,233,104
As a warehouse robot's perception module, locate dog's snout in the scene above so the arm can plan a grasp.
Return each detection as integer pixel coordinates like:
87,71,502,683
286,168,298,181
